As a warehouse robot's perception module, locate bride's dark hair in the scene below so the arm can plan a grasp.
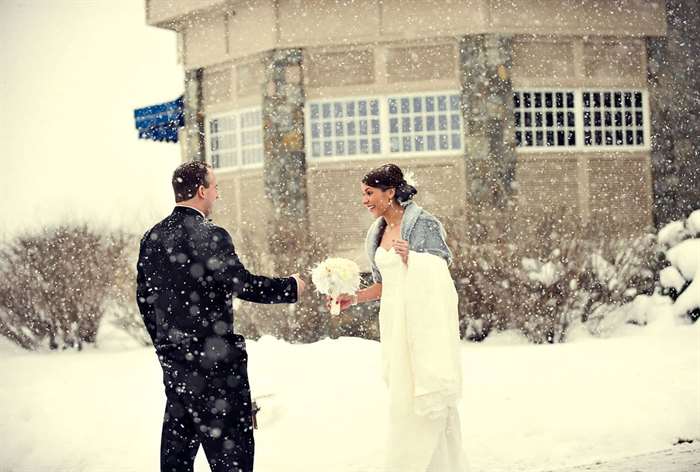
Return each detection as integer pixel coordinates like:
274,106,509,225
362,163,417,203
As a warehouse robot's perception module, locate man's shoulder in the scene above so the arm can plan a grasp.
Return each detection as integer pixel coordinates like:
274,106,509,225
140,212,175,240
206,222,232,241
140,219,165,246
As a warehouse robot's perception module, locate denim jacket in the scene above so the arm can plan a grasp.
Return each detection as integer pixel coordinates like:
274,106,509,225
364,201,452,283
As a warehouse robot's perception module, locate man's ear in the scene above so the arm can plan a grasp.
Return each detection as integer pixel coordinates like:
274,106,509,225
197,185,206,199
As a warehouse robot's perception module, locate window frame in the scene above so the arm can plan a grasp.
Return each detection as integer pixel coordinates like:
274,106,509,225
513,89,579,150
580,88,650,150
205,105,264,171
385,90,465,158
304,95,384,161
304,90,464,162
514,88,651,154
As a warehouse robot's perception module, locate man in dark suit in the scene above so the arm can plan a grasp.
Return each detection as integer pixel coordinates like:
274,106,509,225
136,161,305,472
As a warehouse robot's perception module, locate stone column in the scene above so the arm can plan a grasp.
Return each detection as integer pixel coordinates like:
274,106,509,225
459,35,517,213
182,68,206,162
261,48,310,273
646,0,700,227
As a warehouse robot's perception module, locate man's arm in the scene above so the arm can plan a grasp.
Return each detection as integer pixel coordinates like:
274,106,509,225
135,237,159,342
206,227,299,304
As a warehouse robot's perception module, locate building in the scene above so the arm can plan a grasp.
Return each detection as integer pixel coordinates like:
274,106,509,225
145,0,666,269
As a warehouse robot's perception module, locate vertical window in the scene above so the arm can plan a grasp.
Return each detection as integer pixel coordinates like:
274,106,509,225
208,115,238,168
514,91,576,148
583,90,645,147
387,93,462,154
239,109,263,165
308,98,381,158
206,107,263,169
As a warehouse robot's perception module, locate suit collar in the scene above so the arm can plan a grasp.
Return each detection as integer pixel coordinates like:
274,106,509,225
173,205,207,220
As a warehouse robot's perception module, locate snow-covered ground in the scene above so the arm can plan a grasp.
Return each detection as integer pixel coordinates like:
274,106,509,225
540,442,700,472
0,305,698,472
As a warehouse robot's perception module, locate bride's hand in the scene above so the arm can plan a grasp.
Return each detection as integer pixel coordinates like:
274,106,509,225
392,239,409,265
325,294,355,312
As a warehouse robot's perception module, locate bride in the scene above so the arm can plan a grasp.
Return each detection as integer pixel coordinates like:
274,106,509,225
336,163,468,472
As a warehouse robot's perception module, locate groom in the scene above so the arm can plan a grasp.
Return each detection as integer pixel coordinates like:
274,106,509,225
136,161,305,472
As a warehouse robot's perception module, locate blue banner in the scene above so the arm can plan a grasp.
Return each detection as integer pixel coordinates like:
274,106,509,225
134,96,184,143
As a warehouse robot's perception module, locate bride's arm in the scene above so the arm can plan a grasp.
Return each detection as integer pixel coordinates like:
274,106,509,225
355,282,382,304
335,283,382,311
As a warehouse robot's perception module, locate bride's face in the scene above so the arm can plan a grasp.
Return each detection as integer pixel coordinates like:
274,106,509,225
361,183,394,218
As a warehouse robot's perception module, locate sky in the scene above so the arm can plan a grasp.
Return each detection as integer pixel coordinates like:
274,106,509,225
0,0,184,238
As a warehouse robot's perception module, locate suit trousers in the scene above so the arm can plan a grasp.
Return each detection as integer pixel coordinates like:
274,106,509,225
159,338,254,472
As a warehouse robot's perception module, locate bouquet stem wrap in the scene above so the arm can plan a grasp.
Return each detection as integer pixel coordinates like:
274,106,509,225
329,294,341,316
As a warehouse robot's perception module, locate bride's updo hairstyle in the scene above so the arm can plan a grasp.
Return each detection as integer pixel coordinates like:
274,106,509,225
362,163,418,204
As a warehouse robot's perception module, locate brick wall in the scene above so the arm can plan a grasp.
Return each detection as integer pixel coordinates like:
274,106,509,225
587,153,654,235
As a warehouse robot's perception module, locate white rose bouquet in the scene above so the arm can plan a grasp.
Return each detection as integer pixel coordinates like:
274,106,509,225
311,258,361,315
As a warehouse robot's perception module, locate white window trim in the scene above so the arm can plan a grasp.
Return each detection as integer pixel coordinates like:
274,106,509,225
385,90,465,157
513,88,578,151
205,110,238,170
304,90,464,163
580,88,650,151
515,88,651,154
305,95,384,161
205,105,264,171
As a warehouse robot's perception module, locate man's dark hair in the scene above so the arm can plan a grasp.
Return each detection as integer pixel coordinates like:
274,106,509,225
172,161,212,202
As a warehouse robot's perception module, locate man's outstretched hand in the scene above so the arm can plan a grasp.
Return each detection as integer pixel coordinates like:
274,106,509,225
291,274,306,299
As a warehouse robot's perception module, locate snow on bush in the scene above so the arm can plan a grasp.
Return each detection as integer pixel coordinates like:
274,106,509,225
686,210,700,235
658,210,700,322
0,226,143,350
666,239,700,280
445,203,662,343
657,220,686,247
450,232,659,343
659,266,686,292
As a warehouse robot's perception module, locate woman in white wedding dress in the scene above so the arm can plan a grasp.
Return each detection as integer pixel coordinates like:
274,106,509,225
336,164,468,472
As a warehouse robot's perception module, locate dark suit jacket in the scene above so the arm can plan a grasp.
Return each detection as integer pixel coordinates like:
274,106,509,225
136,206,297,374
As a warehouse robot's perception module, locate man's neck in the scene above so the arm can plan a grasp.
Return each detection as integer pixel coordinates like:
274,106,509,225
176,204,207,219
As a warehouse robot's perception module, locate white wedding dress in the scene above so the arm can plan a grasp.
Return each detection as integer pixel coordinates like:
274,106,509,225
375,247,468,472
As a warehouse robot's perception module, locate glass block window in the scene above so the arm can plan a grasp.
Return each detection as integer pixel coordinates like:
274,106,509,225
308,98,381,158
206,107,263,169
514,91,576,148
239,109,263,165
387,93,462,153
582,91,645,147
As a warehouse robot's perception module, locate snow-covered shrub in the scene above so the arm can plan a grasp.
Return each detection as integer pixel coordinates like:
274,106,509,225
104,238,151,347
447,208,660,343
575,235,660,335
0,226,137,350
657,210,700,322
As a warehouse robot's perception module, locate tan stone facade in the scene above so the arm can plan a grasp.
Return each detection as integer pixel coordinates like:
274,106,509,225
147,0,666,267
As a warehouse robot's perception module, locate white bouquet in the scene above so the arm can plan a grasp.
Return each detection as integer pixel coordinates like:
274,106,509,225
311,258,361,315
